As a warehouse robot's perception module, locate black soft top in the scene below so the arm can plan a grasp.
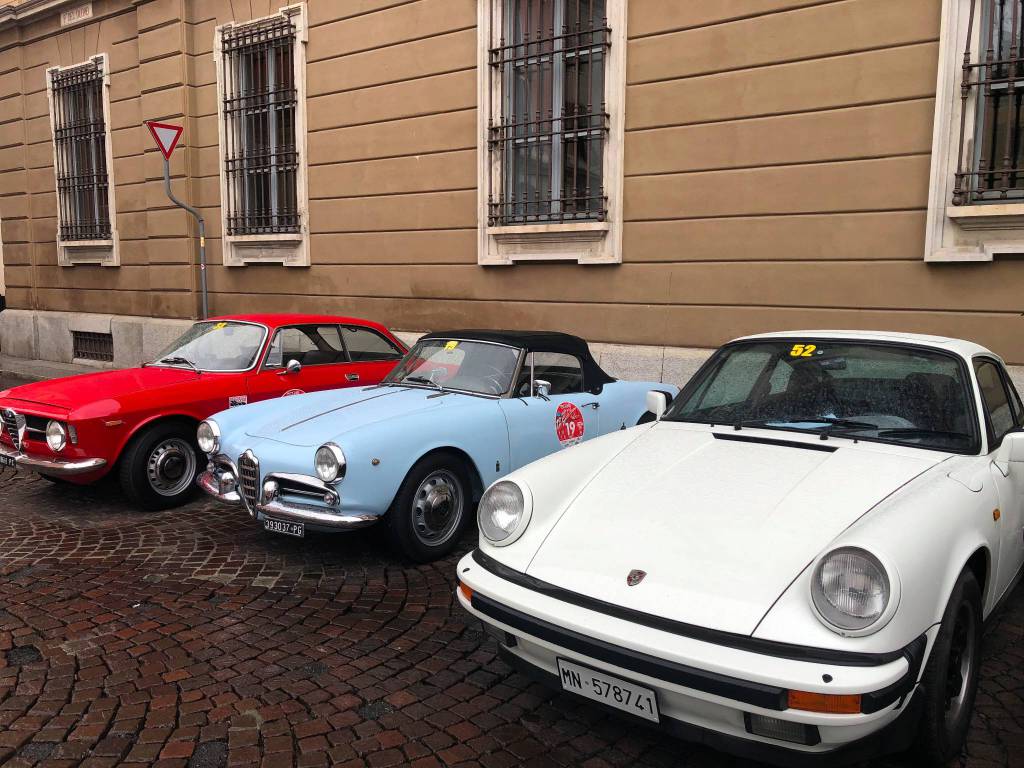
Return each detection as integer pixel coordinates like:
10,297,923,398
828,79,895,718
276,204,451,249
418,329,615,392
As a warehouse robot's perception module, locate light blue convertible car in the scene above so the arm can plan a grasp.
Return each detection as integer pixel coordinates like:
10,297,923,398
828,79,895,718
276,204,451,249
197,330,677,561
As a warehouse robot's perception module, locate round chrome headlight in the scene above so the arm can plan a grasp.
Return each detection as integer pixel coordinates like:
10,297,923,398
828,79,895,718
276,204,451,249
811,547,891,633
478,481,531,546
45,421,67,452
197,420,220,455
315,443,346,483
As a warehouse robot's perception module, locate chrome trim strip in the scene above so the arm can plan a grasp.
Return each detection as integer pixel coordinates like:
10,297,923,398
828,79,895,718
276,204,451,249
0,443,106,476
257,499,377,529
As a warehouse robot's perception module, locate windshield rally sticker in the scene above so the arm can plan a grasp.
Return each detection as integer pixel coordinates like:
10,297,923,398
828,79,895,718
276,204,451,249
555,402,586,447
228,395,248,408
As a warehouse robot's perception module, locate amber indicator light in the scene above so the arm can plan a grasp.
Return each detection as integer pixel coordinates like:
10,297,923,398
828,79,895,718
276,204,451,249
458,582,473,602
787,690,861,714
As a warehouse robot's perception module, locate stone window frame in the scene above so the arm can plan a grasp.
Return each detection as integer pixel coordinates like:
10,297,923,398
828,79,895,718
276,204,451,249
214,3,310,268
477,0,627,266
45,53,120,267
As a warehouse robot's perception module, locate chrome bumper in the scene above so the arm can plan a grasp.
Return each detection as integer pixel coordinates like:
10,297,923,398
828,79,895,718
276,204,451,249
0,443,107,477
197,468,241,505
256,497,378,530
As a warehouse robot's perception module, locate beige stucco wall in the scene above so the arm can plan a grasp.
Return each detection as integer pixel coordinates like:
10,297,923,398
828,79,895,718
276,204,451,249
2,0,1024,361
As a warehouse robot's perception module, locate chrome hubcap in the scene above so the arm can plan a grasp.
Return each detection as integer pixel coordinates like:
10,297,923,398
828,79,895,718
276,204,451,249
147,438,197,497
944,602,977,726
412,470,463,546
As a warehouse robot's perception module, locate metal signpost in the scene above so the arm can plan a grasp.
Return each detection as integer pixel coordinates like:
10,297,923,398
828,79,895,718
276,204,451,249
144,120,208,320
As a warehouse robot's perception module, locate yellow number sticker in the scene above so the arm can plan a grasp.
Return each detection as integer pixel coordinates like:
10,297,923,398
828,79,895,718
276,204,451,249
444,341,459,351
790,343,818,358
212,322,227,330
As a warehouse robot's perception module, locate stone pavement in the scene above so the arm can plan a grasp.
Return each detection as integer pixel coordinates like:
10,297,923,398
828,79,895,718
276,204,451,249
0,467,1021,768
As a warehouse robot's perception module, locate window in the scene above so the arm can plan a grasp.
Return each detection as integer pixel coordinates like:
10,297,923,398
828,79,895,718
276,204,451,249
952,0,1024,204
516,352,583,395
216,4,309,267
46,55,119,266
975,359,1019,446
340,326,403,362
479,0,626,264
265,325,346,368
72,331,113,363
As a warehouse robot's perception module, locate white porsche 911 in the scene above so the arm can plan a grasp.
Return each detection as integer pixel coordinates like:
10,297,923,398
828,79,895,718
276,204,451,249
456,331,1024,766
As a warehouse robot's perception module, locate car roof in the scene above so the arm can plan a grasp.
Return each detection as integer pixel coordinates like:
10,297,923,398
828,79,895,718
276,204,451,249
734,329,995,360
206,314,393,333
417,329,616,389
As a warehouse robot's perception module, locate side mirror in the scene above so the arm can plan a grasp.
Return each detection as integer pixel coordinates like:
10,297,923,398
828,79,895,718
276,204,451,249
279,359,302,376
995,431,1024,471
646,390,668,421
533,379,551,400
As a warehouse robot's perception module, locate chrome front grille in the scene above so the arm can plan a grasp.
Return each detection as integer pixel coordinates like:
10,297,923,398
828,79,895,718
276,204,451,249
237,450,260,511
2,409,22,451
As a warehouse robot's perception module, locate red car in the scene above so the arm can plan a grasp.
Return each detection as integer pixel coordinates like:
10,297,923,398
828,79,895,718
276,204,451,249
0,314,407,509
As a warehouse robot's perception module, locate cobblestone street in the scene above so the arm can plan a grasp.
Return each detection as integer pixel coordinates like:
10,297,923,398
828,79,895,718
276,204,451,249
0,458,1021,767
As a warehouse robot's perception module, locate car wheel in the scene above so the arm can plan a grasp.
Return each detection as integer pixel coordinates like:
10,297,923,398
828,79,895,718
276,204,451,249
386,452,471,563
119,422,200,511
911,567,983,767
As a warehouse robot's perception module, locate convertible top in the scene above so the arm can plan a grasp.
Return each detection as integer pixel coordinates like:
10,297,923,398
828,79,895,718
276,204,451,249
418,329,616,391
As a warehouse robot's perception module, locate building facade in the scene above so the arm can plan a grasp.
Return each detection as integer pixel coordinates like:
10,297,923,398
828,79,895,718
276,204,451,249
0,0,1023,378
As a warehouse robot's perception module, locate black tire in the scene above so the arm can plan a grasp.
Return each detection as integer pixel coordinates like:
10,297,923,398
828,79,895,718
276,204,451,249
910,567,983,767
118,421,200,511
386,451,472,563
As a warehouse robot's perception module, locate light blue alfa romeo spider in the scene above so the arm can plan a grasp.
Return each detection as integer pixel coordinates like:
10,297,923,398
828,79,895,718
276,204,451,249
197,330,676,561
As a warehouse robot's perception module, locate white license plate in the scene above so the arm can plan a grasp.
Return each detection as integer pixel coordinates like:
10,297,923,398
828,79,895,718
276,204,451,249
0,454,16,468
556,658,660,723
264,517,304,538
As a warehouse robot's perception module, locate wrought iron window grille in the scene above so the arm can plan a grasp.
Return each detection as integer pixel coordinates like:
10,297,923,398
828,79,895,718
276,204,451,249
72,331,114,363
953,0,1024,205
488,0,611,226
221,14,301,236
49,59,112,242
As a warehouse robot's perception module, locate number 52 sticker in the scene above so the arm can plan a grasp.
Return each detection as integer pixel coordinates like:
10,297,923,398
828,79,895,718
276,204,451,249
790,343,819,358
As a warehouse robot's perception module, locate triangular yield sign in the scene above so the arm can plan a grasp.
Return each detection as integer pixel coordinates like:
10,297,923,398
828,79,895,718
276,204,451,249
145,120,184,160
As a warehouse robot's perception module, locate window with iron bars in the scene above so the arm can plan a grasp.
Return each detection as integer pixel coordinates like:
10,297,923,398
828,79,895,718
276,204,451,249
489,0,610,226
220,14,300,235
953,0,1024,204
48,59,112,242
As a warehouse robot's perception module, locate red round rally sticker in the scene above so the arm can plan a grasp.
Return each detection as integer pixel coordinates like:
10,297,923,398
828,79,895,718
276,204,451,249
555,402,585,447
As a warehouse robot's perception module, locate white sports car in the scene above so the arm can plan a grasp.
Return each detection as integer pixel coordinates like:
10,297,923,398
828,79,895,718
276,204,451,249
456,331,1024,766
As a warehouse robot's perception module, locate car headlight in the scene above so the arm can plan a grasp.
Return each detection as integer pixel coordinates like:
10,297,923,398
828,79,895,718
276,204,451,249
314,443,346,483
197,420,220,455
478,480,532,546
811,547,891,633
46,421,67,452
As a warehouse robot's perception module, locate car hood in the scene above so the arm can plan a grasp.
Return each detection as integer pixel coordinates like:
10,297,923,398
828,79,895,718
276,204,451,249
0,366,198,412
525,424,945,636
243,385,462,447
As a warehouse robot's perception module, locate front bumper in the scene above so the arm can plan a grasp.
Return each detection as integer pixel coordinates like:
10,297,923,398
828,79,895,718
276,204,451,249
0,442,107,477
457,550,930,765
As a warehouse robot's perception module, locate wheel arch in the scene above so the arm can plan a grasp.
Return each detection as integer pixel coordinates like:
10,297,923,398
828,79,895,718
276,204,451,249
113,412,202,468
395,445,486,506
962,545,992,609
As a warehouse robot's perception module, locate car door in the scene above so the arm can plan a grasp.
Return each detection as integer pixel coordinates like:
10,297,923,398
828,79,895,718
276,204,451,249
977,358,1024,597
499,352,600,470
246,324,352,402
339,324,405,385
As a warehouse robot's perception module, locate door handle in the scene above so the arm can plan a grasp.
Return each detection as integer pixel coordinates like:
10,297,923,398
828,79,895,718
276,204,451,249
581,402,600,410
346,373,360,382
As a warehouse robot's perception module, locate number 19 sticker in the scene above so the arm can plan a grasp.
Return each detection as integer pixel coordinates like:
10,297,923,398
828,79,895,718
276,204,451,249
555,402,586,448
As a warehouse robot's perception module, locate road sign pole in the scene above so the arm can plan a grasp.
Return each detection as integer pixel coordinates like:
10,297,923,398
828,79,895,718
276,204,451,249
161,158,208,320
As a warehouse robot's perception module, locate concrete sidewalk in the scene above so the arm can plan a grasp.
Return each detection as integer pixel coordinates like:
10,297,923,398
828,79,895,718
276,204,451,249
0,354,106,383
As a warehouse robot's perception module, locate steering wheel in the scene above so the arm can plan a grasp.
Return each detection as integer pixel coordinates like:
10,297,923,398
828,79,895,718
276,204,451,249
474,363,509,395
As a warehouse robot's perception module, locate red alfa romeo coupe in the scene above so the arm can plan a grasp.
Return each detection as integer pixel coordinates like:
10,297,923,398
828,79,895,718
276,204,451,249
0,314,407,509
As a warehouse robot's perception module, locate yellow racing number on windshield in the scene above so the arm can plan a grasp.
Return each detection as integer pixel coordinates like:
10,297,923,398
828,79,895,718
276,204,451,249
212,322,227,330
790,343,818,358
444,341,459,352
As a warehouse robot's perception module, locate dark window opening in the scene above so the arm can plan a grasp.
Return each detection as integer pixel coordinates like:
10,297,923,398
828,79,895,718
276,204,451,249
954,0,1024,204
72,331,113,362
221,14,300,235
489,0,610,225
49,59,112,241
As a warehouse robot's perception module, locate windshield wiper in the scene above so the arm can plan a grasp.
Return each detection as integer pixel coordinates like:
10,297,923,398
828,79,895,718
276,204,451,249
875,427,972,442
156,356,201,374
403,375,442,391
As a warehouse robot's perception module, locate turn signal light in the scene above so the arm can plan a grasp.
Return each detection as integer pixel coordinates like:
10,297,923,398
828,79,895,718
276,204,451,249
458,582,473,602
787,690,861,714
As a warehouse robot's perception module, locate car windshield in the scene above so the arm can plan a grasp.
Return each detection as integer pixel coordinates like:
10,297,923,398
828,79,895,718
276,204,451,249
383,339,521,396
152,321,266,372
666,340,980,454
